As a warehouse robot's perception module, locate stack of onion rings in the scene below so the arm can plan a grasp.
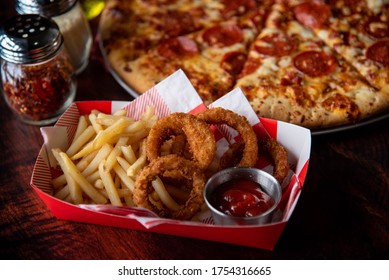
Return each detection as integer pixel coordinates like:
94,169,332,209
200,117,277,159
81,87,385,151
134,108,289,220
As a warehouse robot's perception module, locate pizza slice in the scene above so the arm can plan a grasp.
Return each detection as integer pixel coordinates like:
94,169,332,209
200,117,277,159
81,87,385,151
236,1,389,129
109,35,235,104
187,8,267,76
100,0,269,62
105,6,267,103
289,0,389,92
100,0,211,61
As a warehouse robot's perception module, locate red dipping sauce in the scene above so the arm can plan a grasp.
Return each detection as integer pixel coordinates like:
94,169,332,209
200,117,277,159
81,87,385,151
210,179,275,217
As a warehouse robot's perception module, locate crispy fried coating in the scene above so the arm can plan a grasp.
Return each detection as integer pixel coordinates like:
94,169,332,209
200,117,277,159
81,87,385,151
219,136,289,184
146,113,216,170
258,137,289,184
133,155,206,220
218,141,245,170
196,107,258,167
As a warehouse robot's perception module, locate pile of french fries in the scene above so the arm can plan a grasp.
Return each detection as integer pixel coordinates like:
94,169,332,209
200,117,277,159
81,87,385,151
52,106,160,207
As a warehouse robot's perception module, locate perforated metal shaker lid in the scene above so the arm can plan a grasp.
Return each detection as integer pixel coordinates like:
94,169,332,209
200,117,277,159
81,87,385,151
16,0,77,17
0,14,63,64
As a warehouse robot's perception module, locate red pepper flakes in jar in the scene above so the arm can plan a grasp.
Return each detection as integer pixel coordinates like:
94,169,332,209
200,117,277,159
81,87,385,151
0,14,76,125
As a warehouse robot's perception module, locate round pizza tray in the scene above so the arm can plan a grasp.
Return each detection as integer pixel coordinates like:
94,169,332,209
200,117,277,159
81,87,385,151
98,29,389,137
98,32,141,99
310,112,389,136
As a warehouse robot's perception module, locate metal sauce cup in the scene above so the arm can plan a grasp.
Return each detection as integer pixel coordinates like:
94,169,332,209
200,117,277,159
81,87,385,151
204,167,282,226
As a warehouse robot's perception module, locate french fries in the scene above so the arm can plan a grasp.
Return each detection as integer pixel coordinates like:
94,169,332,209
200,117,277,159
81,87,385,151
52,106,158,206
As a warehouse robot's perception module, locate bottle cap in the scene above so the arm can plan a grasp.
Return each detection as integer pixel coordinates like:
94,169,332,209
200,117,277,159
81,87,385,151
0,14,63,63
16,0,77,18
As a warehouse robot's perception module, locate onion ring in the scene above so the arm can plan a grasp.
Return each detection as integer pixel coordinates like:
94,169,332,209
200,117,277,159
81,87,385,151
218,141,245,170
219,137,289,184
133,154,206,220
146,113,216,170
258,137,289,184
196,107,258,167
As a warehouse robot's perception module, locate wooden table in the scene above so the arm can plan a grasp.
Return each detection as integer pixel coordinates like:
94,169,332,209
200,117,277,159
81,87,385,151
1,1,388,260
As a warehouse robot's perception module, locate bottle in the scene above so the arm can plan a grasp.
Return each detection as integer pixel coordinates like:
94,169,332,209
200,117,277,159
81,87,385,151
0,14,76,126
16,0,93,74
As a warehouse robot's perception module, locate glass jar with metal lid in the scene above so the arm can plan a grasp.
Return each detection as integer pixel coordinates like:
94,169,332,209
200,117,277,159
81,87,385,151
0,14,76,126
16,0,93,74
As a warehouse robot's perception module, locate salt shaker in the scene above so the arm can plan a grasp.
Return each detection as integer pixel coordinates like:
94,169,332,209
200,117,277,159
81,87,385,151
16,0,93,74
0,15,76,126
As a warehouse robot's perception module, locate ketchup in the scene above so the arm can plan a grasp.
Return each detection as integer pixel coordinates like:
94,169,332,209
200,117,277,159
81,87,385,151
211,179,275,217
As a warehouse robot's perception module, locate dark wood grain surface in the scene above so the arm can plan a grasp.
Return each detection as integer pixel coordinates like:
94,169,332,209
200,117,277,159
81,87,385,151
1,1,388,260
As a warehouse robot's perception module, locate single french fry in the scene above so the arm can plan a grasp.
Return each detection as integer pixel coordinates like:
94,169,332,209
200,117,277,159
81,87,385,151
152,177,180,211
66,125,96,157
113,164,135,192
116,156,131,172
94,178,104,189
57,150,107,204
81,143,113,176
54,184,70,200
113,109,127,117
114,172,121,187
63,194,73,203
52,174,67,189
103,146,121,172
92,118,131,149
123,120,146,134
120,145,137,165
71,140,94,160
96,112,134,127
126,129,150,145
73,115,89,142
52,148,83,204
104,136,128,172
89,112,104,133
144,115,158,129
98,160,122,206
141,106,155,121
75,150,98,172
127,139,147,177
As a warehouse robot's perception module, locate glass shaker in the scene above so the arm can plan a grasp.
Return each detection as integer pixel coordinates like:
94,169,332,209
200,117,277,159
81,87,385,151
0,14,76,126
16,0,93,74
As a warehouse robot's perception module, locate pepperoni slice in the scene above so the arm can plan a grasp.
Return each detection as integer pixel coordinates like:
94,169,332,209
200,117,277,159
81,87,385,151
254,33,298,57
366,40,389,68
162,11,196,37
240,57,261,77
202,24,243,47
221,51,247,75
364,16,389,39
293,51,338,77
157,37,199,59
222,0,258,19
293,1,331,29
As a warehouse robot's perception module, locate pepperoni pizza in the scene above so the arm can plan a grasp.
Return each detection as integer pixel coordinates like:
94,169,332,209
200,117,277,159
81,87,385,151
100,0,389,130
